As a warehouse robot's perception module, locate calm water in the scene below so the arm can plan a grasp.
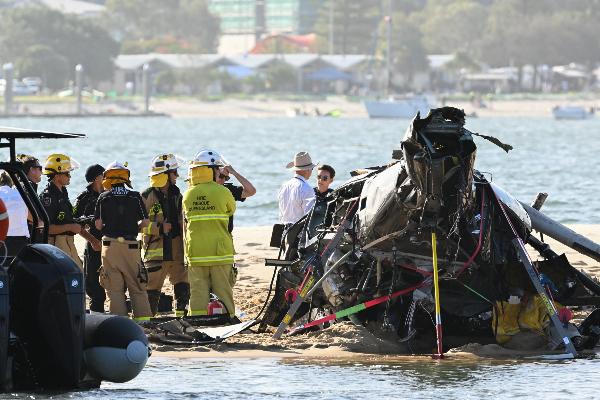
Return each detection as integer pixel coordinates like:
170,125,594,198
2,115,600,226
1,115,600,397
4,356,600,399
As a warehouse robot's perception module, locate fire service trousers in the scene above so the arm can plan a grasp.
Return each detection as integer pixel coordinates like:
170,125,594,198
146,236,189,316
50,234,83,269
100,237,152,321
188,264,235,316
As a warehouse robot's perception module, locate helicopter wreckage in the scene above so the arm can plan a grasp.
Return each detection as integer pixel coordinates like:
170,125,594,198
260,107,600,357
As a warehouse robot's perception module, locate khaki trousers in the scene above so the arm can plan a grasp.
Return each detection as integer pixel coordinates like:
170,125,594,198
188,264,235,316
146,236,189,290
50,235,83,269
100,237,152,321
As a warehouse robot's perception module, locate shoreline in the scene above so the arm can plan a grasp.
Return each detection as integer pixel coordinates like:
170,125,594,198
2,97,599,118
75,224,600,361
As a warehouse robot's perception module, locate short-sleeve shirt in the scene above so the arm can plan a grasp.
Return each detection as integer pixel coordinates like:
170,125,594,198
39,182,77,236
224,183,245,233
95,184,148,237
73,186,103,240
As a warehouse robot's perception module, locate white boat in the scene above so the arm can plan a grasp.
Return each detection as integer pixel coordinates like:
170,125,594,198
363,93,433,118
551,106,595,119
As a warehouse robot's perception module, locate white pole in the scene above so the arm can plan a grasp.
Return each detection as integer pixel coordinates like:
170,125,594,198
385,0,392,95
328,0,334,55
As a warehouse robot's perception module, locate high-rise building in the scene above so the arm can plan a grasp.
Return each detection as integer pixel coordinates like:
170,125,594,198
208,0,317,38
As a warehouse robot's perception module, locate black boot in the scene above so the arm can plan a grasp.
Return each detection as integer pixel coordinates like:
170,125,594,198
173,282,190,317
147,290,161,317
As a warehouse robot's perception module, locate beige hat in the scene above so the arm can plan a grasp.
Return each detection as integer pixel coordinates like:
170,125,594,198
286,151,318,171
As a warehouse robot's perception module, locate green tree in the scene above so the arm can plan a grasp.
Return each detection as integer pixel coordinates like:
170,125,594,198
0,6,119,85
15,45,69,90
443,50,481,73
384,12,429,89
266,65,296,92
242,74,266,93
101,0,220,53
154,69,177,94
418,0,488,54
313,0,381,55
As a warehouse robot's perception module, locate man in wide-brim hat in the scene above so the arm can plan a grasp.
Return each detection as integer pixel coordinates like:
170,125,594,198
278,151,318,225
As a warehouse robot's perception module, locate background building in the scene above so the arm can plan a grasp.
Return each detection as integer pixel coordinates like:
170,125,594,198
209,0,318,54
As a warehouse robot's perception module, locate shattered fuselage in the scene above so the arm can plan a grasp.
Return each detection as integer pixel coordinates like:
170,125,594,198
263,107,600,353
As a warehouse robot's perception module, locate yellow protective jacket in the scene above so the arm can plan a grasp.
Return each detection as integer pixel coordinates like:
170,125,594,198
183,172,236,267
140,185,183,262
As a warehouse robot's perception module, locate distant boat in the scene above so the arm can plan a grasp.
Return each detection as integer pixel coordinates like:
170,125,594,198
551,106,595,119
363,93,433,118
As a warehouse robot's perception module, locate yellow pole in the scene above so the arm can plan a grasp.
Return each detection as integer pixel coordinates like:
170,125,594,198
431,229,445,359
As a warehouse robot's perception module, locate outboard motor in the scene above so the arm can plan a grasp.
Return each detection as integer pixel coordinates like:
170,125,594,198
82,314,151,387
9,244,85,390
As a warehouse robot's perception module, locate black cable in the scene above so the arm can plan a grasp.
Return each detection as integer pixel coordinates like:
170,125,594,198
252,265,279,321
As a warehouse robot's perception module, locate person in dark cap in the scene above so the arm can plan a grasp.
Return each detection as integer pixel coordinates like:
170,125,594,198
73,164,106,313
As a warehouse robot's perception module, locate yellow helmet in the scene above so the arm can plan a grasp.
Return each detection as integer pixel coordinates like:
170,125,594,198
43,154,80,175
103,160,132,189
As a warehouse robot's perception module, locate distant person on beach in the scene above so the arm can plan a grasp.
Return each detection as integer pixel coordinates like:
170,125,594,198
314,164,335,201
216,163,256,233
0,171,31,256
278,151,317,226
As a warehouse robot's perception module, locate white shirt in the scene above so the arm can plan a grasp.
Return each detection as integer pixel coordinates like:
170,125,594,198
0,186,29,237
278,175,316,224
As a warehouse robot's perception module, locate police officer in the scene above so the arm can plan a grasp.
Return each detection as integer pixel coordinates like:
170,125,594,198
39,154,83,267
94,161,152,322
141,153,190,317
183,149,236,317
73,164,106,313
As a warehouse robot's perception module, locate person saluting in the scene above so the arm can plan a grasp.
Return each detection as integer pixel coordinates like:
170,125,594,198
94,161,152,322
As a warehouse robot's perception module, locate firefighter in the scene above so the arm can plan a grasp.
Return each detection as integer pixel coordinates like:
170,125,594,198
94,161,152,322
39,154,83,268
73,164,106,313
182,149,236,316
141,153,190,317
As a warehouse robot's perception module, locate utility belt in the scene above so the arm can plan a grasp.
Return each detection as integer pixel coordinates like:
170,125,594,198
49,232,76,237
102,235,139,248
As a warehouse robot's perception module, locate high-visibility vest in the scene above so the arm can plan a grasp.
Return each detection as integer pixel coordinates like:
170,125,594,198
182,181,236,267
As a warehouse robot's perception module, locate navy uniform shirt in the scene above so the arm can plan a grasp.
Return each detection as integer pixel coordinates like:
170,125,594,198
39,182,76,236
95,184,148,238
73,186,103,240
224,183,245,233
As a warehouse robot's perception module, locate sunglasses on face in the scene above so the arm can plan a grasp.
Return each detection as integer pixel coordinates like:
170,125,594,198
317,175,330,181
60,172,71,178
219,173,230,182
33,166,42,171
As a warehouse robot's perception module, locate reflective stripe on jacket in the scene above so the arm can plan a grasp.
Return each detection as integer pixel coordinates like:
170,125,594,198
140,186,182,262
183,181,236,267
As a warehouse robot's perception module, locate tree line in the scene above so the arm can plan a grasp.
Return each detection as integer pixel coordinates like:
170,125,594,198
1,0,599,92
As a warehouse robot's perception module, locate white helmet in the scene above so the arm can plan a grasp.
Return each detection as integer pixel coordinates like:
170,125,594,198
105,160,129,171
190,149,222,169
148,153,186,177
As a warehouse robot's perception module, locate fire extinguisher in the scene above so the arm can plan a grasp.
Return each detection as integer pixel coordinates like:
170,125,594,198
207,293,228,315
207,300,223,315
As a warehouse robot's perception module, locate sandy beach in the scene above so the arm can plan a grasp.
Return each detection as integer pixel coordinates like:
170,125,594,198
4,96,599,118
74,223,600,359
